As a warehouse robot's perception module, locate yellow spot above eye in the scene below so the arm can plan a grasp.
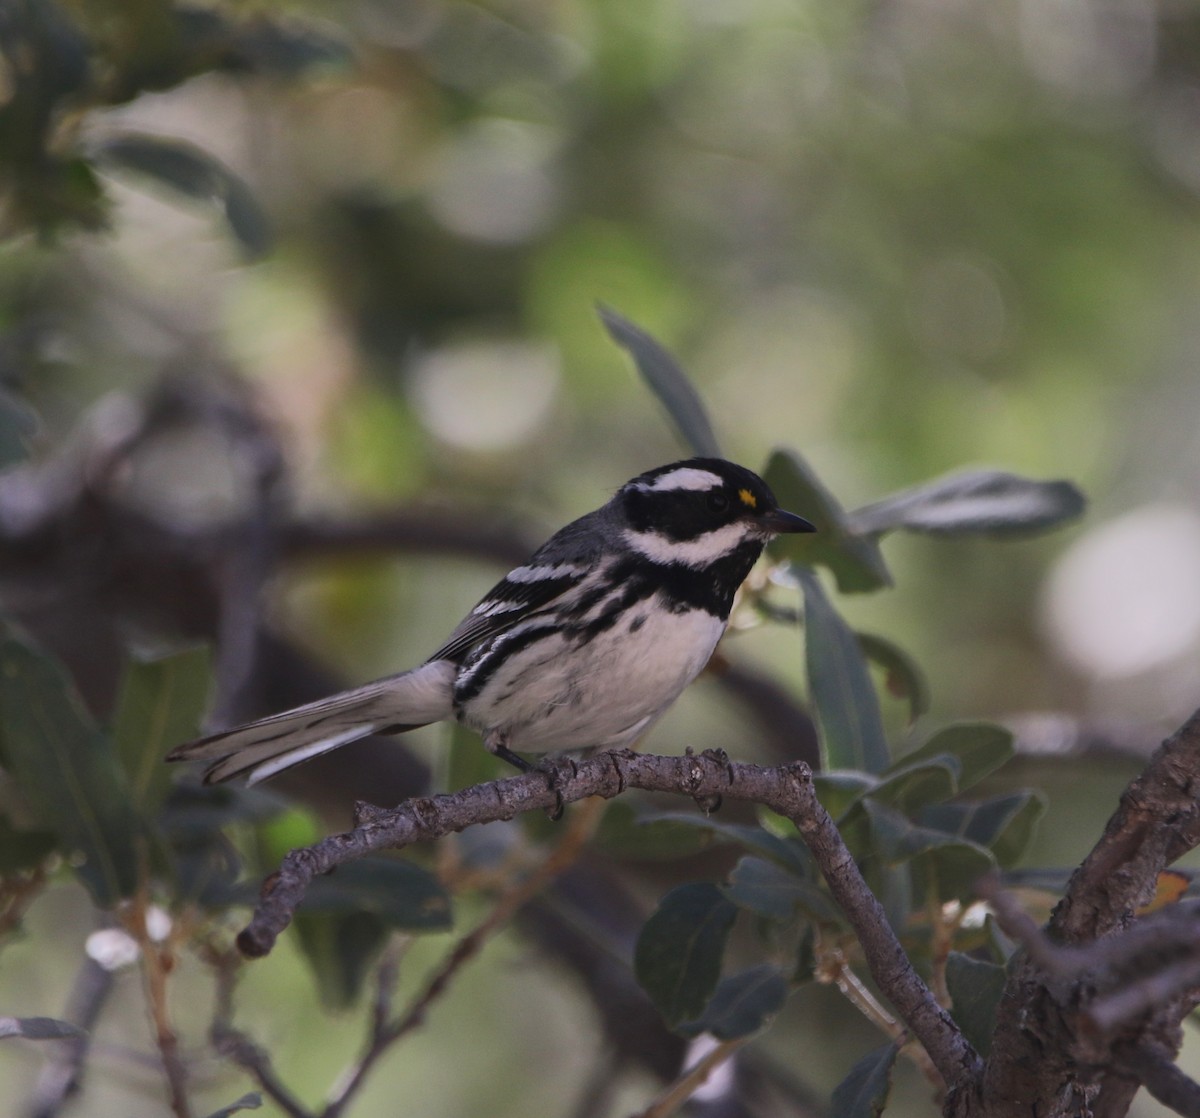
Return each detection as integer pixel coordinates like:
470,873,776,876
738,488,757,509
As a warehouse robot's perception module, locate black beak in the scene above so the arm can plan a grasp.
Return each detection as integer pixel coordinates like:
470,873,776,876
761,507,816,534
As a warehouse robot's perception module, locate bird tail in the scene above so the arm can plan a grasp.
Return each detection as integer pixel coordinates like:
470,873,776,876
167,660,457,786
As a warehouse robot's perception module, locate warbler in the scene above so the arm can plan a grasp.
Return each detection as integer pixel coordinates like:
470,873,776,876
169,458,814,784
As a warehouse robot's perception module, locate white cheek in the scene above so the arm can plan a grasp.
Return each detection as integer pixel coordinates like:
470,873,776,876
621,523,750,568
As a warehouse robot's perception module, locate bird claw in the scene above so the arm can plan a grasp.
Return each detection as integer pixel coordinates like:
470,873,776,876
538,756,577,821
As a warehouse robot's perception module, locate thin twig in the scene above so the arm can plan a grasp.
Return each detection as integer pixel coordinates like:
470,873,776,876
981,880,1200,1029
25,955,113,1118
0,865,48,942
323,798,608,1117
630,1035,751,1118
202,941,313,1118
1118,1041,1200,1118
128,897,191,1118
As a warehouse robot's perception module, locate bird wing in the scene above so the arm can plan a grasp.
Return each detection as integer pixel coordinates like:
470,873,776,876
428,511,605,663
169,510,608,785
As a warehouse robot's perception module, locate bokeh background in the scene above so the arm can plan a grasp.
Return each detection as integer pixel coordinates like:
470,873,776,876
5,0,1200,1115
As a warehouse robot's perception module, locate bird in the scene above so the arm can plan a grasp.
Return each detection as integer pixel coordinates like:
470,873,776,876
168,457,814,786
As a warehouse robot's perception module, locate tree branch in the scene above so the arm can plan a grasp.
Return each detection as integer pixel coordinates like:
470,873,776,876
237,749,980,1096
1117,1040,1200,1118
970,707,1200,1118
25,956,113,1118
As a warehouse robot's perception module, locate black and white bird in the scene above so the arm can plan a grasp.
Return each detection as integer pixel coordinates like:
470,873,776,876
168,458,814,785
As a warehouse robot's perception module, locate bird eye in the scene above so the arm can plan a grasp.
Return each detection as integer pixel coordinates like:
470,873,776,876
707,491,731,513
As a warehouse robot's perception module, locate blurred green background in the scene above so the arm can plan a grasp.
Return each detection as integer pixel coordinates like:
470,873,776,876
4,0,1200,1115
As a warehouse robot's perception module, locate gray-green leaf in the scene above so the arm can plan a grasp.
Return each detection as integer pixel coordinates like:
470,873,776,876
764,449,891,593
888,723,1014,793
799,568,890,773
635,811,813,875
202,1094,262,1118
846,469,1085,538
113,646,212,814
721,855,841,925
0,634,142,906
0,1016,86,1040
678,964,788,1040
634,883,738,1028
857,633,930,722
945,952,1005,1057
300,857,452,931
832,1042,900,1118
598,305,722,457
93,134,272,257
920,791,1047,869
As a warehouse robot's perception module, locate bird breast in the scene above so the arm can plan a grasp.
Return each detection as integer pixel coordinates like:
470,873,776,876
452,599,726,753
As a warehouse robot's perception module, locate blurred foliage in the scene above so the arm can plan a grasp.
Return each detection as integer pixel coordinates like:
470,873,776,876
2,0,1200,1115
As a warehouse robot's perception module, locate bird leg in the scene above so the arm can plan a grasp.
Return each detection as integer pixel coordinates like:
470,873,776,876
483,731,566,820
483,730,535,773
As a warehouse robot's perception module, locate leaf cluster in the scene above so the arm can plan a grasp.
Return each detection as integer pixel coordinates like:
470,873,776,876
0,0,347,248
602,309,1077,1111
0,310,1083,1116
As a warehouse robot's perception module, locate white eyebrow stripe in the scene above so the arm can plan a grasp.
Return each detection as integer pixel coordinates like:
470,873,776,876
621,522,751,568
638,468,724,493
505,563,584,583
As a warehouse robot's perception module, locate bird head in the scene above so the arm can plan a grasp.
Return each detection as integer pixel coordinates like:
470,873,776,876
617,458,814,567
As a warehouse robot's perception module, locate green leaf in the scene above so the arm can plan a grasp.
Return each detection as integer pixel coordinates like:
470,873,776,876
0,816,57,875
812,771,879,820
222,18,352,77
0,1016,86,1040
846,469,1086,538
0,388,38,468
92,134,271,257
300,857,452,931
831,1042,900,1118
634,883,738,1028
888,723,1014,792
112,647,212,814
201,1094,263,1118
289,853,450,1011
721,856,841,925
169,832,244,909
293,910,389,1010
165,783,282,841
857,633,929,722
920,792,1047,869
945,952,1006,1057
598,304,722,457
594,801,714,861
863,800,996,901
764,449,891,593
678,964,788,1040
798,569,890,773
635,812,812,874
866,757,960,814
256,804,322,864
0,634,142,906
